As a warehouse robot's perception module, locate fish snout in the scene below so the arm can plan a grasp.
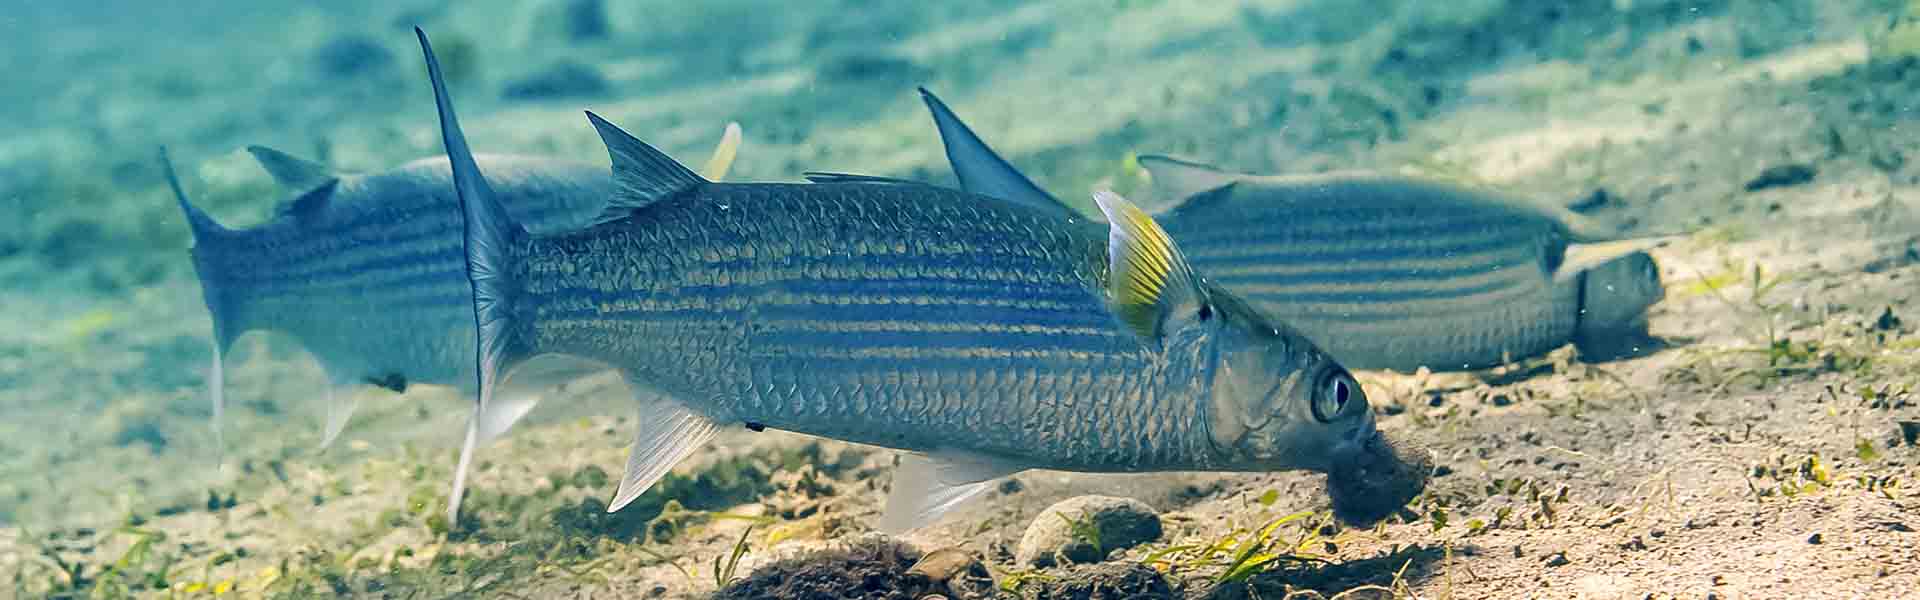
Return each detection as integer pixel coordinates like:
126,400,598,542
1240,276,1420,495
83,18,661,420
1324,431,1432,527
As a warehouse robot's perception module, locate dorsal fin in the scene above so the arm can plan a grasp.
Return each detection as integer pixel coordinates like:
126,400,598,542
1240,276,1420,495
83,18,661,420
1135,154,1243,213
278,179,341,220
801,171,925,185
584,111,708,225
246,145,340,191
918,87,1076,219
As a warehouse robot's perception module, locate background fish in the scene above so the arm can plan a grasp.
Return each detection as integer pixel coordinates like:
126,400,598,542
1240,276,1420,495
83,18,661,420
168,125,739,475
908,88,1665,373
416,29,1428,531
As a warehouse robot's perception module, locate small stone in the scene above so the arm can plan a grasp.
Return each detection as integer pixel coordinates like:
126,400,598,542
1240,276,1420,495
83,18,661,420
1569,187,1613,212
1014,495,1163,567
501,61,610,101
1743,163,1816,192
1649,528,1666,538
906,547,980,583
1489,393,1514,407
1544,551,1570,567
1806,532,1823,544
1897,421,1920,447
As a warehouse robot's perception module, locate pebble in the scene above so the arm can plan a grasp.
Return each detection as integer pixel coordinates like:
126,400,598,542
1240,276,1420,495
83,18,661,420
1014,495,1163,567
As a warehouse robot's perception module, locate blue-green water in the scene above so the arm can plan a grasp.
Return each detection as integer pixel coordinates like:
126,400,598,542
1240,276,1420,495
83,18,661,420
3,1,1918,598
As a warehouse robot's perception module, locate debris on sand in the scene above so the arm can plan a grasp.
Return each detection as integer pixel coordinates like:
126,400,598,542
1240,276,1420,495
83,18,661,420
1015,495,1164,568
711,534,932,600
1743,163,1817,191
1029,562,1176,600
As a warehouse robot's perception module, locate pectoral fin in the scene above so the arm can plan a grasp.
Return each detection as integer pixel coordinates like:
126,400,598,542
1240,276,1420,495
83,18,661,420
1092,190,1205,342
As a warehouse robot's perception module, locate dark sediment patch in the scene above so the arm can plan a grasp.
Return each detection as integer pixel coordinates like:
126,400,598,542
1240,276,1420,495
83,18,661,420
501,61,610,101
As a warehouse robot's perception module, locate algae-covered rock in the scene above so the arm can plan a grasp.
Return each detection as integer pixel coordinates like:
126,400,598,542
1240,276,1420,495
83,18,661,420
1015,495,1163,567
1032,562,1177,600
711,534,934,600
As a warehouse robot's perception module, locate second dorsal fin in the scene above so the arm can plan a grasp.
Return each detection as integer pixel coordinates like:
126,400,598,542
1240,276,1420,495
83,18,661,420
918,88,1077,219
585,111,710,226
246,145,339,189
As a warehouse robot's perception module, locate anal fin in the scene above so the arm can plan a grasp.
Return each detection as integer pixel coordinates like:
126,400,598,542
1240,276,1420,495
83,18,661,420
880,452,1027,533
609,396,719,513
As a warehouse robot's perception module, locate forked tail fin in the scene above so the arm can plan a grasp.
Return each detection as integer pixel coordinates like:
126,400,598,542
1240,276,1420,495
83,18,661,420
415,27,529,524
161,147,240,454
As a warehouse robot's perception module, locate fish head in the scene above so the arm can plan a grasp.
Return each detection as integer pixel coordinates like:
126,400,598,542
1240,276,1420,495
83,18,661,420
1198,287,1430,526
1578,250,1663,330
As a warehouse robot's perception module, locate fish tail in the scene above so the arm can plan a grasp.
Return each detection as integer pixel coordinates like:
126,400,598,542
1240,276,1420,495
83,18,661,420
417,27,532,524
160,147,241,453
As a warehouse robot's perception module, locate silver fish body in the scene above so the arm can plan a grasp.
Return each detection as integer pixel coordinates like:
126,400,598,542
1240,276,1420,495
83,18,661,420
1160,175,1595,372
171,153,614,444
519,182,1226,470
911,89,1665,373
185,155,610,384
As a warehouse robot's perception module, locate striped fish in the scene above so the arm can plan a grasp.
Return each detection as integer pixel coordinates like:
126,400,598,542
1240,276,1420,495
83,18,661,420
909,88,1664,373
166,126,741,455
415,29,1428,530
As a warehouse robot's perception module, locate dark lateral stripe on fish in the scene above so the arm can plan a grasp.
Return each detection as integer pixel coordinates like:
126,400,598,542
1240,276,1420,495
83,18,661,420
1231,281,1556,324
1169,209,1526,241
1180,227,1541,265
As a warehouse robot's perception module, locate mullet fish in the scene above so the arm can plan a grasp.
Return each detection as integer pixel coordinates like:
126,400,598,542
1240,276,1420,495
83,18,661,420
414,29,1428,530
167,113,740,499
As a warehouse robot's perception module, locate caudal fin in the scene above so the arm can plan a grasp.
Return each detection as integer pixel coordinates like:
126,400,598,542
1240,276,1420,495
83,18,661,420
416,27,529,524
161,147,240,455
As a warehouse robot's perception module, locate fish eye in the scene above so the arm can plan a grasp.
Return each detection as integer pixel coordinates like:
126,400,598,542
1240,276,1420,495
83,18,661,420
1312,370,1356,423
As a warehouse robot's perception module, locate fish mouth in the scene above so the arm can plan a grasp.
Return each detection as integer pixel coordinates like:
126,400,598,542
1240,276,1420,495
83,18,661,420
1324,431,1432,527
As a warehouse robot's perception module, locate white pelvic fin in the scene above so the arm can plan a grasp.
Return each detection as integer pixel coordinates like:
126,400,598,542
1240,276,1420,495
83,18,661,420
319,384,361,449
608,399,719,513
208,339,226,459
700,122,743,181
879,452,1027,534
447,410,482,524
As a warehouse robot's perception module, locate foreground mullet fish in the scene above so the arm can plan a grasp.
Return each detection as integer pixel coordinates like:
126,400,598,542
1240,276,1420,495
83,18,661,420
167,113,740,502
905,88,1665,372
415,29,1428,530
